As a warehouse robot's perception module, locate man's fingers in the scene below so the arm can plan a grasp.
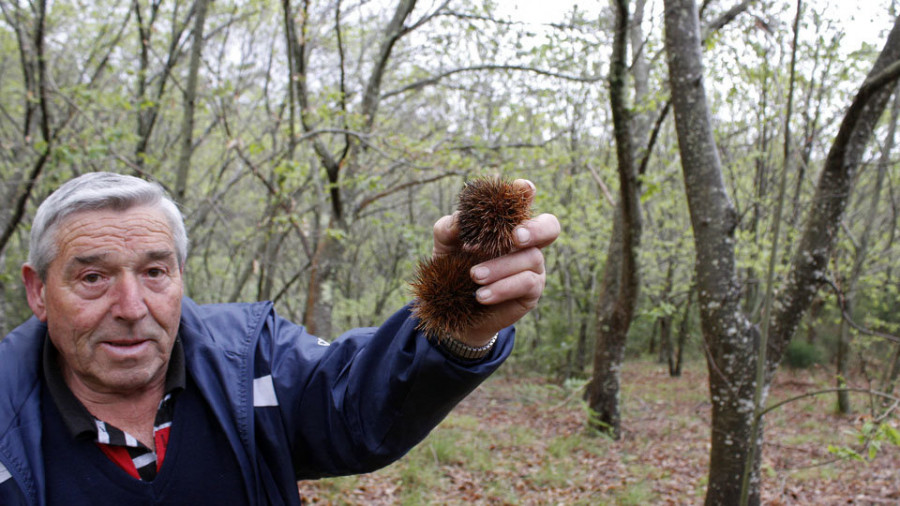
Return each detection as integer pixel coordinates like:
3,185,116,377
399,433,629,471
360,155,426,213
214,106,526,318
467,296,542,341
474,263,546,306
513,213,561,250
470,247,544,286
475,271,544,306
432,212,460,256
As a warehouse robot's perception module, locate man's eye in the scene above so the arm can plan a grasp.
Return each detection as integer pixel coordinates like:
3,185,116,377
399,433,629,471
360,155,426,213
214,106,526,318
83,273,101,283
147,268,164,278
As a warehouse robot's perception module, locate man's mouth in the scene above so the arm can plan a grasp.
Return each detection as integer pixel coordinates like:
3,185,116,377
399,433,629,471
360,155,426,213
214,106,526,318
100,340,152,356
106,341,144,346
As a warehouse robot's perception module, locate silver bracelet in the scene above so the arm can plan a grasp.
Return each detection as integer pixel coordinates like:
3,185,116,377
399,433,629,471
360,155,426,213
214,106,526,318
439,332,499,361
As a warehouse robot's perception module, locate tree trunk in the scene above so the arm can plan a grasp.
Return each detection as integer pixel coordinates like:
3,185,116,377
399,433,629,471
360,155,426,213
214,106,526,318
659,315,673,367
588,207,629,437
674,282,695,377
663,1,760,503
587,0,642,439
657,258,677,368
836,80,900,413
303,223,342,338
882,343,900,400
629,0,652,144
133,0,189,171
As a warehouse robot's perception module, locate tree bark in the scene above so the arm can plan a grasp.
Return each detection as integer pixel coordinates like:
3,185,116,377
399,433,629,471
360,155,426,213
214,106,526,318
0,0,51,259
588,206,628,436
657,259,676,369
674,282,695,377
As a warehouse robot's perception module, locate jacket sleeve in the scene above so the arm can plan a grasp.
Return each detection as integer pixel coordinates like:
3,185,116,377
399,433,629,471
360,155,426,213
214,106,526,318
254,304,513,479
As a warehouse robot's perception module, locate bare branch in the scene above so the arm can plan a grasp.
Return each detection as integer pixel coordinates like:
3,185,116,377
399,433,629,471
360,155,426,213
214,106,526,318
382,65,603,100
637,100,671,177
760,387,900,417
404,0,451,33
700,0,755,42
354,172,460,218
585,164,616,207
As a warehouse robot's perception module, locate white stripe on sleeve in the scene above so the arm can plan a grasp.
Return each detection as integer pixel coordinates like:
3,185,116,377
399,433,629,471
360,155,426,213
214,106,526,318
253,375,279,407
0,462,11,484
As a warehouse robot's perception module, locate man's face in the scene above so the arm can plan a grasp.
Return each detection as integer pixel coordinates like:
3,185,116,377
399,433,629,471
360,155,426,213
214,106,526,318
24,206,183,397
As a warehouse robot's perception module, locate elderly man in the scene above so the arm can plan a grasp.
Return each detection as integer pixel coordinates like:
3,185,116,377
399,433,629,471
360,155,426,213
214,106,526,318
0,172,559,505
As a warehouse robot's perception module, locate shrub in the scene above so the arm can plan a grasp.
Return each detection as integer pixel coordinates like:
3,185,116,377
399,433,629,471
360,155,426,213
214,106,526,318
784,340,822,369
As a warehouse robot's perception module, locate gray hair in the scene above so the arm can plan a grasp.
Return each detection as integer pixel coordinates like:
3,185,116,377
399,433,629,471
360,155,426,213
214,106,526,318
28,172,189,279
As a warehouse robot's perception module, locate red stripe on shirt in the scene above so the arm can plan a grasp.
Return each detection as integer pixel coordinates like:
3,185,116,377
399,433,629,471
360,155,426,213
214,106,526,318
96,444,140,480
155,426,171,471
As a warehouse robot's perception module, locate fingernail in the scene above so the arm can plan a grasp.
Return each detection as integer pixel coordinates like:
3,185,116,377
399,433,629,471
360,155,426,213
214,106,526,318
516,227,531,244
472,266,489,281
476,288,492,302
524,179,536,191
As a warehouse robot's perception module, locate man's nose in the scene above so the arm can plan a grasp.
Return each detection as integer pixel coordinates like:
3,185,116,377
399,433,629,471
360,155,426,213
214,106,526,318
111,272,149,321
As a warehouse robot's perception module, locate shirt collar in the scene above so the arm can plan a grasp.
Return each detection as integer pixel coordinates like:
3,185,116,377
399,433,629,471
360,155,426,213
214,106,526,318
42,332,186,439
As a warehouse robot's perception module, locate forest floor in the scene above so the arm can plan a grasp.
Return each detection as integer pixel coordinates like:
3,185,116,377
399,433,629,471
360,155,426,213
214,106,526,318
297,360,900,505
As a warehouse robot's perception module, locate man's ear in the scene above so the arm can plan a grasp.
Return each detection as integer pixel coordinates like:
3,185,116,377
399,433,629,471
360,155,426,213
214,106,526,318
22,265,48,322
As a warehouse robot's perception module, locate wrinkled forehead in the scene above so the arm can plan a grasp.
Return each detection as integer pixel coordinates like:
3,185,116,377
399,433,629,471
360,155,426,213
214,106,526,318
52,206,177,263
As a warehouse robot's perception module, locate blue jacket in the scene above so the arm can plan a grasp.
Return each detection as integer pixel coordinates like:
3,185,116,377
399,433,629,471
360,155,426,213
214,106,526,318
0,298,513,505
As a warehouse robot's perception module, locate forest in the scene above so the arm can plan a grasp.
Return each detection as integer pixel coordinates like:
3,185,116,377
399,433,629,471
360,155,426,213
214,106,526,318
1,0,899,503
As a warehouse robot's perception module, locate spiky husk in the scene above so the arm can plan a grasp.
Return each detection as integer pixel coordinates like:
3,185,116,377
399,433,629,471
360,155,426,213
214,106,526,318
456,177,532,259
410,251,490,340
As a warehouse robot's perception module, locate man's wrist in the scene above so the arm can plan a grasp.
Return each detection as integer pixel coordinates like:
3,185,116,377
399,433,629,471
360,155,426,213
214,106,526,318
436,332,499,361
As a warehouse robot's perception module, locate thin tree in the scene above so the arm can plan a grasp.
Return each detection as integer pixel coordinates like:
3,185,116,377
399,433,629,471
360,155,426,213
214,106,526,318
587,0,642,439
174,0,211,201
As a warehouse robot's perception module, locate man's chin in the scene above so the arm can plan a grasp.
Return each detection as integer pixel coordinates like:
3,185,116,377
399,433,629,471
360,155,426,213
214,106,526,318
89,361,168,395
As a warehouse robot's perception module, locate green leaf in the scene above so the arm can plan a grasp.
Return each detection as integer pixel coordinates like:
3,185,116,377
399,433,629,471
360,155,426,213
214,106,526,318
827,445,863,462
882,425,900,446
